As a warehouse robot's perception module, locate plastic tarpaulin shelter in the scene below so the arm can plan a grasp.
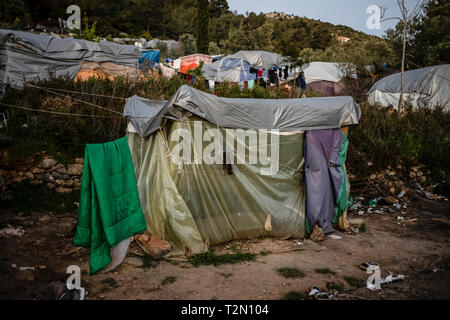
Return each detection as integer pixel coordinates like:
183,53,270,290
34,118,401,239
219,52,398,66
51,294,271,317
302,62,354,96
0,29,141,94
123,86,360,252
127,118,306,251
367,64,450,111
179,54,212,75
139,50,160,67
226,50,288,70
179,62,199,75
123,85,361,138
202,58,256,83
304,62,346,84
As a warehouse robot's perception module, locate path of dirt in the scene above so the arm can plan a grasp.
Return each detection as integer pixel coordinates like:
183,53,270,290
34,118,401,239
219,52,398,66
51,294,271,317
1,194,449,300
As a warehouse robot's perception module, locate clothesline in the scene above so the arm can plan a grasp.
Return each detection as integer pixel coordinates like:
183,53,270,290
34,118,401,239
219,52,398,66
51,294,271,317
25,84,124,116
24,84,128,100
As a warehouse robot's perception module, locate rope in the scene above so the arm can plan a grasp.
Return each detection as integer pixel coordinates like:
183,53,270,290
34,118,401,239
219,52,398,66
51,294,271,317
25,84,124,115
0,102,123,118
24,84,128,100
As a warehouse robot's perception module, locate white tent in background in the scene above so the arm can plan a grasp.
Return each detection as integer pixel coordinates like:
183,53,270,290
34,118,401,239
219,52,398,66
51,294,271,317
202,57,256,83
226,50,289,70
302,62,355,96
367,64,450,111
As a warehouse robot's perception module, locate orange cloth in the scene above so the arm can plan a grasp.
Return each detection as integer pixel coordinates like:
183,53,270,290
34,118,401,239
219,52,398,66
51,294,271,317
179,62,199,75
342,126,348,136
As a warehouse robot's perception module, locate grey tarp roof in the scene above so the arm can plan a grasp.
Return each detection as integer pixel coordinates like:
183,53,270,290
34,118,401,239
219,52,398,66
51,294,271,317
226,50,289,70
202,57,257,82
123,98,168,138
124,85,361,137
367,64,450,110
0,29,141,93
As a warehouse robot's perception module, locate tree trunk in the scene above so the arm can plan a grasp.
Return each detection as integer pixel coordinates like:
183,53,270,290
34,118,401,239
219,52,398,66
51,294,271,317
399,21,407,113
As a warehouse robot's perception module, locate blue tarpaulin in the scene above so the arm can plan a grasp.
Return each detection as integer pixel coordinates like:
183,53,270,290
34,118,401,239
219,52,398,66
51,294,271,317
138,50,160,68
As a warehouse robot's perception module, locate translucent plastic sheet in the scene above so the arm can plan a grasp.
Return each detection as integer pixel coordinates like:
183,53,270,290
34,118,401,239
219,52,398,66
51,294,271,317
127,118,306,252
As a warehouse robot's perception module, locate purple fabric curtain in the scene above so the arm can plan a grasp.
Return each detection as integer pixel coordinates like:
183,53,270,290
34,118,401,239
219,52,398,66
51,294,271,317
304,129,344,234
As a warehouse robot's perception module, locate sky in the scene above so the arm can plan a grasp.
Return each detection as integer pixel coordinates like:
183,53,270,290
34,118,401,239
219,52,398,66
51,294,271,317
227,0,423,37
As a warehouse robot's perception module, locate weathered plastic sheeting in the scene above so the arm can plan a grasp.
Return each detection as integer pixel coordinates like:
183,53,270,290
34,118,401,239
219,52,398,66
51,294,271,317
164,85,361,131
0,29,141,93
127,129,206,254
307,79,347,97
123,85,361,138
0,29,140,65
140,50,160,66
303,62,353,84
127,118,306,250
304,129,349,234
0,45,82,89
367,64,450,111
123,96,168,138
202,58,256,82
226,50,289,70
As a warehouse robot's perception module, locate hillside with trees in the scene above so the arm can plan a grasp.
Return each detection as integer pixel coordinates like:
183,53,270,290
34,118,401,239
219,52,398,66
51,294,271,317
0,0,448,73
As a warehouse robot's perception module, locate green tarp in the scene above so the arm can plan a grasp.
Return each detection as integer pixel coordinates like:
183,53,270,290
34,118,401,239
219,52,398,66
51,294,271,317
73,136,147,274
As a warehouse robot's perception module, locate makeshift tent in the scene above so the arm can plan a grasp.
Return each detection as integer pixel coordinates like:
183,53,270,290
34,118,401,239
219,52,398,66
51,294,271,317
179,62,199,75
139,50,160,67
179,54,212,75
122,85,361,253
226,50,288,70
157,63,176,79
367,64,450,111
0,29,141,95
202,58,257,83
302,62,354,96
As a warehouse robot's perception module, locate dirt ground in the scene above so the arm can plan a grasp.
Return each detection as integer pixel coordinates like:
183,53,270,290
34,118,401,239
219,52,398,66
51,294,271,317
1,192,449,300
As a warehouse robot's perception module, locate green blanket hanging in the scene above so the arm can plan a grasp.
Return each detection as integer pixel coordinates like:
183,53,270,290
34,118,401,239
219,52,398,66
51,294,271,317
73,136,147,274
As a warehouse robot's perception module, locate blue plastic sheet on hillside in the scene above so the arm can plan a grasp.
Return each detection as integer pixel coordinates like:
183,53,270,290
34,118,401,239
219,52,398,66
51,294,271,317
138,50,160,68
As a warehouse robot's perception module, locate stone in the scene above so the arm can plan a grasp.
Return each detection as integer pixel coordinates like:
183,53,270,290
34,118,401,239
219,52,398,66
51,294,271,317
380,196,398,205
55,179,65,186
31,167,45,174
75,158,84,164
40,158,58,169
65,179,74,187
389,187,396,194
140,235,171,258
56,167,67,175
46,183,55,189
67,164,83,176
137,234,151,243
31,180,42,185
52,163,64,170
55,187,72,194
13,176,25,183
51,173,70,180
369,174,377,180
42,173,54,183
73,179,81,188
309,224,324,242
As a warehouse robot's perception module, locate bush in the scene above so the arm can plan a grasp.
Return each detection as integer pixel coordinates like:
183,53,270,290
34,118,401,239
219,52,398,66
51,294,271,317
1,76,449,184
348,103,450,182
